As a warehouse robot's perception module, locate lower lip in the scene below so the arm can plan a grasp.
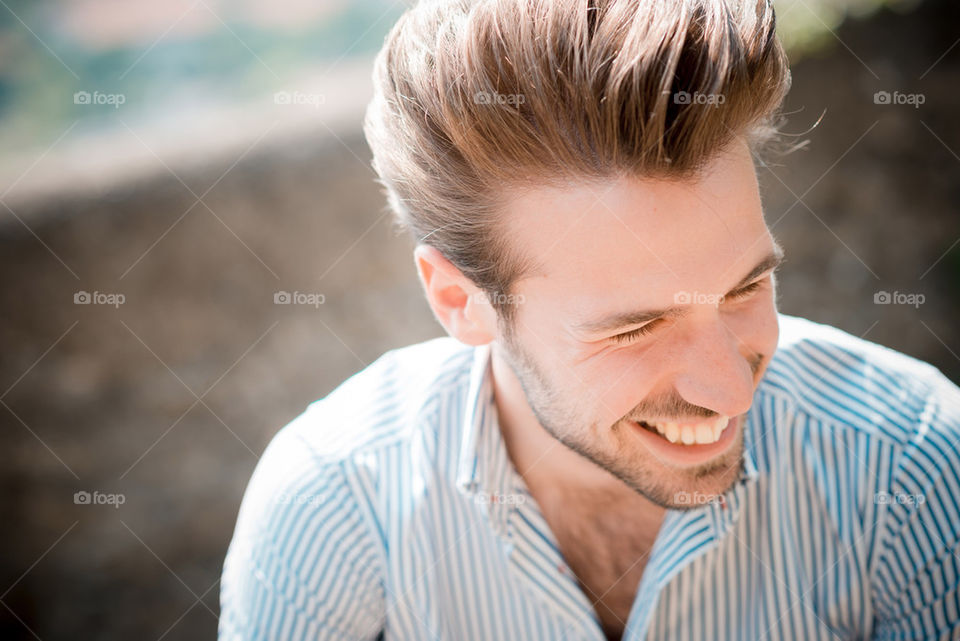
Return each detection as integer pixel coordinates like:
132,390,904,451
629,415,740,466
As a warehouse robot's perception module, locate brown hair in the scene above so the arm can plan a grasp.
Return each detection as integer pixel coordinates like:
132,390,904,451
364,0,791,324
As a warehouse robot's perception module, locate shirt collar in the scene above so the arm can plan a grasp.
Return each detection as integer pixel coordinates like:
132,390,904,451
455,343,493,495
455,343,519,538
740,409,760,484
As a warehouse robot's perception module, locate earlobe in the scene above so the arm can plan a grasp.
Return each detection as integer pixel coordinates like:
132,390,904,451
414,245,495,346
461,290,497,345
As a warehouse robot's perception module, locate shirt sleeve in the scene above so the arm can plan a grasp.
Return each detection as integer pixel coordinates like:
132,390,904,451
871,372,960,640
219,425,386,640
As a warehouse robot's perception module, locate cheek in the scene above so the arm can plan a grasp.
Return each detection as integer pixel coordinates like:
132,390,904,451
579,350,662,425
724,293,780,359
750,292,780,350
759,306,780,353
755,307,780,370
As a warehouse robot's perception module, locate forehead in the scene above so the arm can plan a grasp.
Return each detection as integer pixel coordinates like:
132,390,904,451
498,144,772,312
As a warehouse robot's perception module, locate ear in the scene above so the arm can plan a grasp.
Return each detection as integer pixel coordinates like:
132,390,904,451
414,244,497,346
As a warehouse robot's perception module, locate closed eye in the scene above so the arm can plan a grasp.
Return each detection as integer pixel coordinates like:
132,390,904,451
607,278,769,345
726,279,764,300
609,320,661,344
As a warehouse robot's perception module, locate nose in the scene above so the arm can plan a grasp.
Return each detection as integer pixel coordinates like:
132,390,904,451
672,317,757,418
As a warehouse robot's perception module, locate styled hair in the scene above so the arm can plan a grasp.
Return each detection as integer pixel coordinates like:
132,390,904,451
364,0,791,324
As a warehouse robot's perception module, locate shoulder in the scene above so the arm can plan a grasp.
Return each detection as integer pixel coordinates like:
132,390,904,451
232,335,476,548
749,315,960,567
247,336,477,531
220,338,477,636
281,335,476,462
241,336,476,532
758,313,960,449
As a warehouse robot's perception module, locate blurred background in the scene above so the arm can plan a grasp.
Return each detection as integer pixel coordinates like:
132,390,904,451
0,0,958,638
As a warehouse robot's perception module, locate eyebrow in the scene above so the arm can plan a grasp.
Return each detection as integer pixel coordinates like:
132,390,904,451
573,244,785,336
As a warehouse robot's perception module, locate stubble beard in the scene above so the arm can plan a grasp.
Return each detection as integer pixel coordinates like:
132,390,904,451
495,329,749,509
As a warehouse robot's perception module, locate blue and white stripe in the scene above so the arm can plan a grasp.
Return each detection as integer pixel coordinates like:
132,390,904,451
219,313,960,640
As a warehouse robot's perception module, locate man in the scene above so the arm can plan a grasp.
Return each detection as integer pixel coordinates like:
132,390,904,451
220,0,960,639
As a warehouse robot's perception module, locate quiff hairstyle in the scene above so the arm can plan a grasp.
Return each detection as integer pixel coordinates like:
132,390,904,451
364,0,791,325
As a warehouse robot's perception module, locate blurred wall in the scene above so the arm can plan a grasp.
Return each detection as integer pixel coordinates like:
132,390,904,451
1,1,958,639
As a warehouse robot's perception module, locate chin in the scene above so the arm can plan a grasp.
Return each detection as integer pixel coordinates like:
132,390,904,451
603,427,746,509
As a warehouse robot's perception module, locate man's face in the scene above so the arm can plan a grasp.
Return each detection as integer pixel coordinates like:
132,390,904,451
493,140,781,509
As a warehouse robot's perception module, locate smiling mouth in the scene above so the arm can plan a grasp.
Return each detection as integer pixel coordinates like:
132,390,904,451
637,416,731,445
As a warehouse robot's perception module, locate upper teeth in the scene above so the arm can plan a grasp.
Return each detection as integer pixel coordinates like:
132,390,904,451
649,416,730,445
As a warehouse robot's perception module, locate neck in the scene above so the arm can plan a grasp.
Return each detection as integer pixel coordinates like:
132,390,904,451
489,345,666,519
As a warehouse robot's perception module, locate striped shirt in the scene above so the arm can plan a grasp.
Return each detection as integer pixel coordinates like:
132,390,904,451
219,313,960,640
